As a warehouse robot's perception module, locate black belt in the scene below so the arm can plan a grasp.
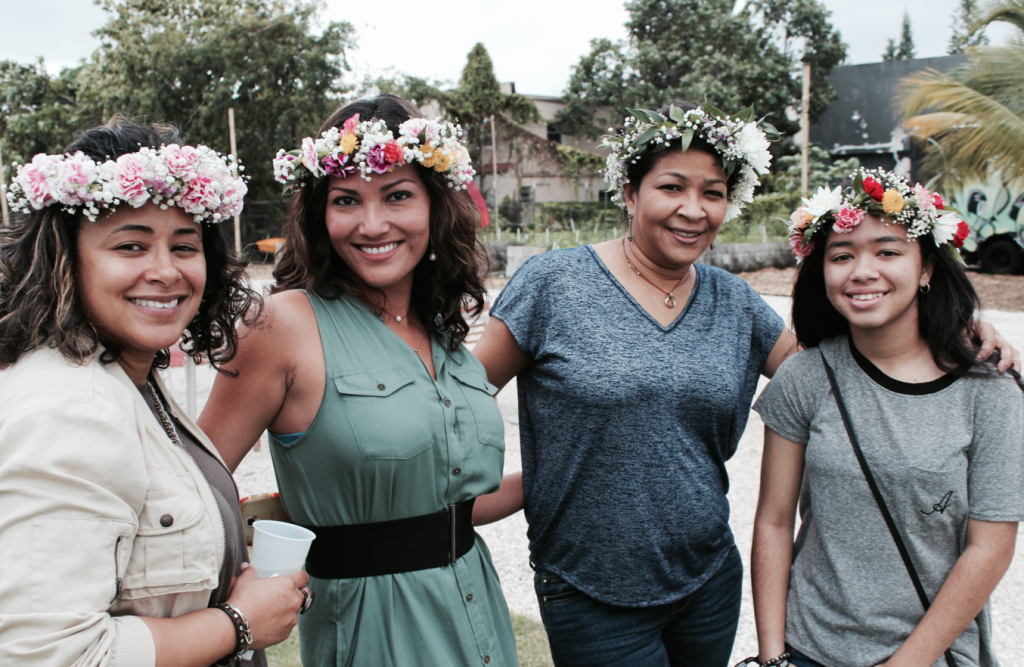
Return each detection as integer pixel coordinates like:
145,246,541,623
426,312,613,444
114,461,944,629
302,499,477,579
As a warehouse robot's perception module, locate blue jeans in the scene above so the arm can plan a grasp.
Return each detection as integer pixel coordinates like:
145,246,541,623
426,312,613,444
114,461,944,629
534,547,743,667
786,646,828,667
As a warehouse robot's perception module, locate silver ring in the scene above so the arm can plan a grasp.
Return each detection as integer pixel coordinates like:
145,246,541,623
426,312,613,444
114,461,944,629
299,587,315,614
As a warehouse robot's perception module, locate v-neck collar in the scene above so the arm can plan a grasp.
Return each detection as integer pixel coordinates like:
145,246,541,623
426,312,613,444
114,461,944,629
586,245,702,333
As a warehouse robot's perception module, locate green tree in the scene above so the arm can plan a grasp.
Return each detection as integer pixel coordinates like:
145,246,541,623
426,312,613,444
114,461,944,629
556,0,846,139
949,0,989,54
900,0,1024,184
882,11,916,61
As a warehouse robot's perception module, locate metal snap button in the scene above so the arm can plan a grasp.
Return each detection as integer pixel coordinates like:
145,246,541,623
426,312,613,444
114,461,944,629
443,398,452,407
377,383,386,391
466,593,473,602
453,468,462,476
160,514,174,527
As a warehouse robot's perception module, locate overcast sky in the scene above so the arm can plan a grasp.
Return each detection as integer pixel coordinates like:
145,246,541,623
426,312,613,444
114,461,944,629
0,0,1015,98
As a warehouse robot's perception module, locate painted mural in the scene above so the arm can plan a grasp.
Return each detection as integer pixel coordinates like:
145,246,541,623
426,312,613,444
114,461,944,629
949,177,1024,253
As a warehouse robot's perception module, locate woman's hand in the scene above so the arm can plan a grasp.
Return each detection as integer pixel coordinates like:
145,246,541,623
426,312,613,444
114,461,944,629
227,564,309,650
974,320,1021,373
472,472,524,526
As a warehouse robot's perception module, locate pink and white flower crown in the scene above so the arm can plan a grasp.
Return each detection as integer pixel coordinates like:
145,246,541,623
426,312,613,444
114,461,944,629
273,114,474,192
3,144,246,224
787,167,970,262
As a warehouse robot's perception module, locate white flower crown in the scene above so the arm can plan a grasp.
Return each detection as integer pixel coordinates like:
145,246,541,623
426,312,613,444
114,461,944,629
273,114,474,192
787,168,970,262
3,144,246,224
600,104,780,222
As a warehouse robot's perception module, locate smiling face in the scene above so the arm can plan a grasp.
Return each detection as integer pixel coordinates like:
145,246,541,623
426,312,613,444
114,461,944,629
75,202,205,373
823,214,934,334
324,163,431,296
623,148,729,269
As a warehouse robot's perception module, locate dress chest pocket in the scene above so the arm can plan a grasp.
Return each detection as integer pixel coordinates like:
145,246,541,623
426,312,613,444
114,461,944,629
122,469,215,596
334,367,433,460
450,368,505,451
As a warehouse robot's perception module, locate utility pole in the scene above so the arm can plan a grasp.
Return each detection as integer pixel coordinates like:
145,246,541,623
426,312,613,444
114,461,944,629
228,108,241,254
800,62,811,199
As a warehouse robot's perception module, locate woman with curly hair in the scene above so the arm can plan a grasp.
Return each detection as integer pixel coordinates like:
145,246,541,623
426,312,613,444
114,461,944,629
199,95,521,667
0,117,310,666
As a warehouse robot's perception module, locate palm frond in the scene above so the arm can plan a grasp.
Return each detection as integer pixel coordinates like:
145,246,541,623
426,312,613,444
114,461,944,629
974,0,1024,35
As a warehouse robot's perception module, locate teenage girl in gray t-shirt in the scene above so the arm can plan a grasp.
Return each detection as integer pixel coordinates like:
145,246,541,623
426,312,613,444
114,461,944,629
748,169,1024,667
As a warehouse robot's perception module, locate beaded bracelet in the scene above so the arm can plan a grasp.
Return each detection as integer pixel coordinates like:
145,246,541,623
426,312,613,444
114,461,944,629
214,603,253,661
734,653,791,667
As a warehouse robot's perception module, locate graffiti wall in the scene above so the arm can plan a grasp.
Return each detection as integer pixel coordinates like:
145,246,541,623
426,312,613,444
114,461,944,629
949,178,1024,253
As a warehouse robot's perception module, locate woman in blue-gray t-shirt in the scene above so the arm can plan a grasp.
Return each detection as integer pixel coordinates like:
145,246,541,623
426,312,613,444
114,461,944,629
474,102,796,667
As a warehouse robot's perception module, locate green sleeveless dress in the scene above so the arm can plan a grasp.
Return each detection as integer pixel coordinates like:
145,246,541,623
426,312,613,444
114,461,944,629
268,291,518,667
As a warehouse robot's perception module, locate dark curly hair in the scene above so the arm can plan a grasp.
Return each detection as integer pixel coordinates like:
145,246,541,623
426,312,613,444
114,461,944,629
0,116,261,371
272,94,488,350
791,220,980,372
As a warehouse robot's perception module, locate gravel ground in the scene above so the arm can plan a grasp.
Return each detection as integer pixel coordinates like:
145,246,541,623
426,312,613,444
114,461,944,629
161,292,1024,665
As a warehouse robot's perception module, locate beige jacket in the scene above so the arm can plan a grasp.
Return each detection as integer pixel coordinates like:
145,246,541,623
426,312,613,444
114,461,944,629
0,347,228,666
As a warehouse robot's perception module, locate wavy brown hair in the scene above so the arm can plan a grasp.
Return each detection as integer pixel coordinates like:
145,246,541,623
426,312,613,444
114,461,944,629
272,94,488,350
0,116,261,371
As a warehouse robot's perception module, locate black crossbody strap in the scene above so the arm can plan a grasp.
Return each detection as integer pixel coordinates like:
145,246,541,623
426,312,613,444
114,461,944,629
820,351,959,667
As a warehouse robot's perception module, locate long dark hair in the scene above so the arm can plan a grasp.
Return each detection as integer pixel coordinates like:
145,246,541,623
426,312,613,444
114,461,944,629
272,94,487,350
791,223,980,372
0,116,261,371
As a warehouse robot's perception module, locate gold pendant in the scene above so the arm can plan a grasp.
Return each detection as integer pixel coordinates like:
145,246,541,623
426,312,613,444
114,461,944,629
665,293,677,308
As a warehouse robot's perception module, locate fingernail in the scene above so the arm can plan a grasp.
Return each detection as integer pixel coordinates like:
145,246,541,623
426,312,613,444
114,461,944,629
240,562,250,570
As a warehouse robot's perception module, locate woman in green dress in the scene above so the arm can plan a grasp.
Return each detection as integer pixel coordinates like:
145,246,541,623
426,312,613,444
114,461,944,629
199,95,522,666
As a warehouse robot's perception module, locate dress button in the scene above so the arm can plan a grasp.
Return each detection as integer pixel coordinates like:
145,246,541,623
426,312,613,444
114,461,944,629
453,467,462,476
443,398,452,407
377,383,386,391
160,514,174,527
465,593,473,602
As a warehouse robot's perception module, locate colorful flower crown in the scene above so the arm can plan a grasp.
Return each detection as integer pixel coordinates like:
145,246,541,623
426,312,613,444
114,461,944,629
600,104,781,222
787,168,970,262
3,145,246,224
273,114,474,192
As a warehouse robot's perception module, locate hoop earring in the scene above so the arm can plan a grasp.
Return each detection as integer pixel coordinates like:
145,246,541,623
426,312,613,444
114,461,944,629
627,213,633,242
429,235,437,262
919,283,930,294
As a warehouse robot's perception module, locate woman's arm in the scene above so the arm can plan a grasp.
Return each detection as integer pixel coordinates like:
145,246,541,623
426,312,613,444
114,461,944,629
881,519,1017,667
762,327,801,379
199,291,319,471
473,317,529,392
473,472,524,526
975,320,1021,373
751,427,806,662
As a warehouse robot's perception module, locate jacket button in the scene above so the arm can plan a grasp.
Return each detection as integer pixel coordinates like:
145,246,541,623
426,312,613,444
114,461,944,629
443,398,452,407
160,514,174,527
377,383,386,391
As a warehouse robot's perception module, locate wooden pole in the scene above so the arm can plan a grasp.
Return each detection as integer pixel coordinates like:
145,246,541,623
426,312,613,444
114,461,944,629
800,62,811,199
491,114,499,235
0,140,9,224
228,108,241,254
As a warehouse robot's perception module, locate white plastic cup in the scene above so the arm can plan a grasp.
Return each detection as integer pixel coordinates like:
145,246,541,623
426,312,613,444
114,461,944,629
249,520,316,579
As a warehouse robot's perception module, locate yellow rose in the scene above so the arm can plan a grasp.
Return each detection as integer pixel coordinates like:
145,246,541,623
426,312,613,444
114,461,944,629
882,190,905,214
339,133,358,155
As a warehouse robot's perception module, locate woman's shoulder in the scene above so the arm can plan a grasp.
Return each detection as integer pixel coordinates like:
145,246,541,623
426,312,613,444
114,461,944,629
697,264,765,301
0,347,135,416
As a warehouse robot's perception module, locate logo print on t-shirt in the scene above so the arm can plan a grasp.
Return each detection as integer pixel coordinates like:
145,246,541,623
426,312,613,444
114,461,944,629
920,491,954,516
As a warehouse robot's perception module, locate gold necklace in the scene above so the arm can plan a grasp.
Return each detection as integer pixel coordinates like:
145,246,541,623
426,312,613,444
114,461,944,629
622,237,689,308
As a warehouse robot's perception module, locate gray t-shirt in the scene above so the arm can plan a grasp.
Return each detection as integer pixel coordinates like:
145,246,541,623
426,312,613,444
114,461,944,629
754,336,1024,667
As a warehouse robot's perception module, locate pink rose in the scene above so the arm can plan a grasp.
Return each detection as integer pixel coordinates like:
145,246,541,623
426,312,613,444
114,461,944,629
383,140,405,166
16,154,58,209
161,144,200,180
112,153,150,206
322,154,355,178
366,143,391,174
832,206,864,233
790,233,813,261
789,207,813,232
402,118,427,139
342,113,360,135
933,193,945,210
180,175,220,215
